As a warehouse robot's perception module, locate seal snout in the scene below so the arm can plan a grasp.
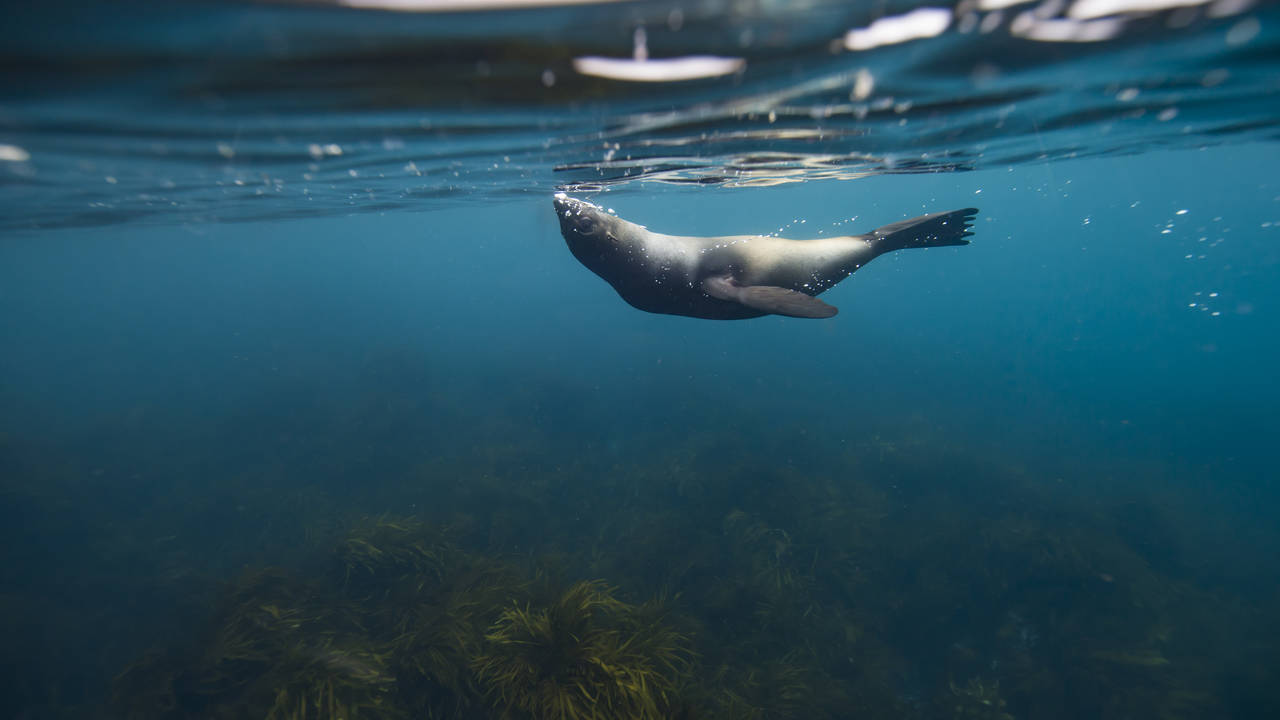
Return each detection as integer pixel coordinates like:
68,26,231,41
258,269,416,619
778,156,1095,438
553,192,582,216
553,193,603,237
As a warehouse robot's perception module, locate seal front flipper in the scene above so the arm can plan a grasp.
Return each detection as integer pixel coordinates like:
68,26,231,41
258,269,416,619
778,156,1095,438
702,276,838,319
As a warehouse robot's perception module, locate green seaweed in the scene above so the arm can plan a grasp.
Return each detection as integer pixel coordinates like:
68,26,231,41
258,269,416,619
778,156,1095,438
942,677,1015,720
471,580,691,720
102,433,1275,720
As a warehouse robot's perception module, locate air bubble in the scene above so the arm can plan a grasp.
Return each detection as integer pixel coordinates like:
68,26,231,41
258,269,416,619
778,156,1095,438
1226,17,1261,46
0,144,29,162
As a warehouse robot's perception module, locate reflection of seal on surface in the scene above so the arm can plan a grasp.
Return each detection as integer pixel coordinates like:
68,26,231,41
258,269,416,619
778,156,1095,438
554,193,977,320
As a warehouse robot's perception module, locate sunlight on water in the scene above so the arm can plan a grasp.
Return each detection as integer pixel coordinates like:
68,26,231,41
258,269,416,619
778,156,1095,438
0,0,1276,230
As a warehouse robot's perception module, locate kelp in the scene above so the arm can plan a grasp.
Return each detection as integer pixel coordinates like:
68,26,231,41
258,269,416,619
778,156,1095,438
471,580,691,720
111,518,692,720
107,434,1273,720
112,566,399,720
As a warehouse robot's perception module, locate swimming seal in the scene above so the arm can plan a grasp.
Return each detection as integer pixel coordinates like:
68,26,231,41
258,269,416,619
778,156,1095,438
554,193,977,320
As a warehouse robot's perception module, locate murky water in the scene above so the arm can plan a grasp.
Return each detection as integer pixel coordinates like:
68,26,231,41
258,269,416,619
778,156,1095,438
2,2,1279,719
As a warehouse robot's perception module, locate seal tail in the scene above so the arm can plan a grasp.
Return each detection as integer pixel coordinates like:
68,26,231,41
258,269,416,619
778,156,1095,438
866,208,978,255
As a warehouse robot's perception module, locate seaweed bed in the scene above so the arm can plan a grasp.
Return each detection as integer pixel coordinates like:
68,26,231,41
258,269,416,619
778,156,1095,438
3,375,1279,720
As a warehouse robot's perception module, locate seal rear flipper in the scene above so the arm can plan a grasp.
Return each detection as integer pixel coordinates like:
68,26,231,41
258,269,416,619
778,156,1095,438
869,207,978,253
702,276,838,319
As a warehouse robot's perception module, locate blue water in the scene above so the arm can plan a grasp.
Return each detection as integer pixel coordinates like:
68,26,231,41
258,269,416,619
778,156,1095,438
3,2,1280,719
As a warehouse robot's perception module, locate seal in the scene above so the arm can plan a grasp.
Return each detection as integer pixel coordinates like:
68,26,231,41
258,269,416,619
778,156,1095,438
554,193,977,320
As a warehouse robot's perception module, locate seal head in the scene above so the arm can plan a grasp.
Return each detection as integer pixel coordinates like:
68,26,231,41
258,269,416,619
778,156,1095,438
554,193,646,290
